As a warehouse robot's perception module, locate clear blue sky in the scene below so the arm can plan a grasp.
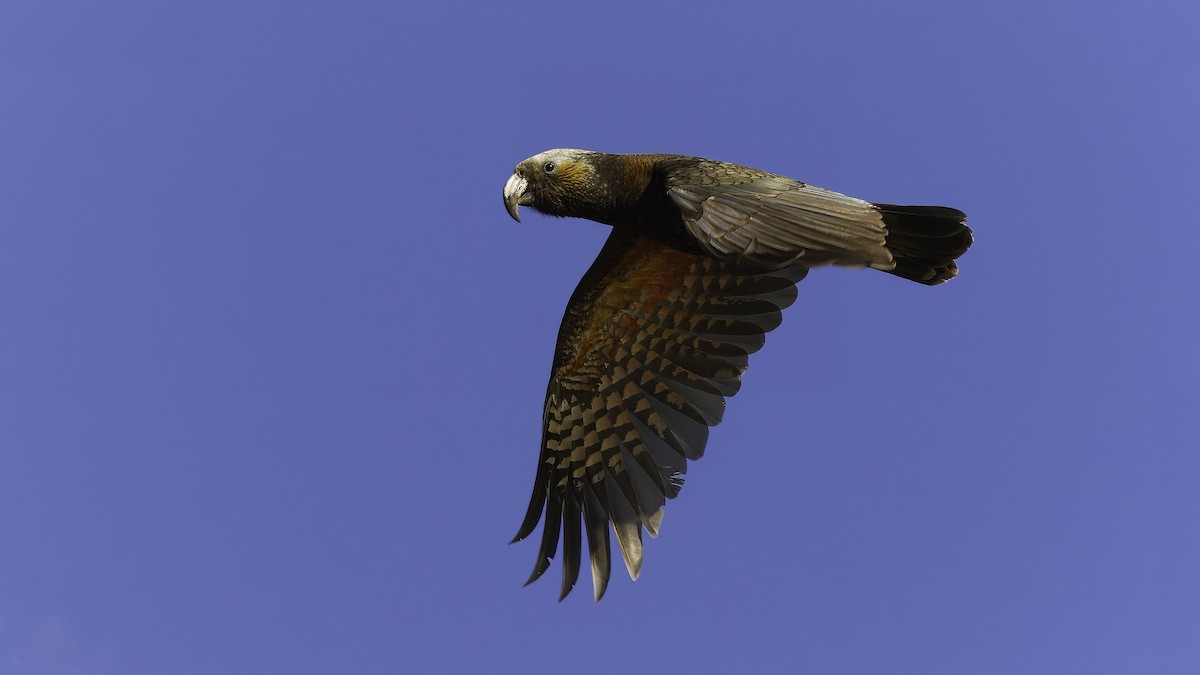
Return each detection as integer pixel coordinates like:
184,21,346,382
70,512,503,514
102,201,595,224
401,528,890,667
2,1,1197,673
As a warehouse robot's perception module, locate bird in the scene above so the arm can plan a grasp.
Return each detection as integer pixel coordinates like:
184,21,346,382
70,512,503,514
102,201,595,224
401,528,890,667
502,148,972,601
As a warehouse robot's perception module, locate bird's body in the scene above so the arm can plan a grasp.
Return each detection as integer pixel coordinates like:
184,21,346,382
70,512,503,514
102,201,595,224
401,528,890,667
503,149,972,600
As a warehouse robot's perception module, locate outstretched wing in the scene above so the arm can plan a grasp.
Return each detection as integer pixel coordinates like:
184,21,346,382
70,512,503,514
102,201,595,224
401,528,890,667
659,156,897,271
512,227,806,600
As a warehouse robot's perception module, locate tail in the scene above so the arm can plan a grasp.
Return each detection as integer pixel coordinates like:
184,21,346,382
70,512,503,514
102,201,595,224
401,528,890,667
876,204,973,285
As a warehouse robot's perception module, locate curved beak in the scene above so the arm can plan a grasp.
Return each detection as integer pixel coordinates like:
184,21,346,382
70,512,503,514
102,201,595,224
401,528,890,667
503,173,532,222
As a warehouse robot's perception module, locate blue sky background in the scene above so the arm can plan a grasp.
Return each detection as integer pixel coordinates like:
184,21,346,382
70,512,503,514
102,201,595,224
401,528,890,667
2,1,1197,673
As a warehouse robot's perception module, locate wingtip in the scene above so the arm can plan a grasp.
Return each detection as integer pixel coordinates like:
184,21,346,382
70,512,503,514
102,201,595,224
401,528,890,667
592,577,609,602
645,508,664,538
624,562,642,582
523,558,551,587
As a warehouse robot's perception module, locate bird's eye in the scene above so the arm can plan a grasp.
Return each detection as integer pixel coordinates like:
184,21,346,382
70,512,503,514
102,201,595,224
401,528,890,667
543,162,556,173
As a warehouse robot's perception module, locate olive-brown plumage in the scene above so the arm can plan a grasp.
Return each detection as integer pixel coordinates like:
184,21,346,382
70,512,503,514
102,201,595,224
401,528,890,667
503,149,972,600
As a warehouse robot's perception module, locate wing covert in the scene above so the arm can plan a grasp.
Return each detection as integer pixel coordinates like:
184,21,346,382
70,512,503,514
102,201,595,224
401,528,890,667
659,156,896,271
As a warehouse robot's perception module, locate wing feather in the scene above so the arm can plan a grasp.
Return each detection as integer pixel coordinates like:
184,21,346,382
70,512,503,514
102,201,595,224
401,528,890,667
604,479,644,580
513,227,804,599
522,481,561,586
580,480,612,600
558,488,582,601
661,156,895,270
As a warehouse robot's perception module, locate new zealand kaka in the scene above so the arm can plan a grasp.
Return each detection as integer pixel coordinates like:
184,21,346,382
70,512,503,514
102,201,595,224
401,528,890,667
502,149,972,600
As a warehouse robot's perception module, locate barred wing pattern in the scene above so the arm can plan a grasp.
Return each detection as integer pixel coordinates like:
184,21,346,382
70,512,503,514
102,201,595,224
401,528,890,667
512,227,807,600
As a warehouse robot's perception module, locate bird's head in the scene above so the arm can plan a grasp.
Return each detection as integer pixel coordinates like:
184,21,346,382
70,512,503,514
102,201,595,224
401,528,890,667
503,149,611,222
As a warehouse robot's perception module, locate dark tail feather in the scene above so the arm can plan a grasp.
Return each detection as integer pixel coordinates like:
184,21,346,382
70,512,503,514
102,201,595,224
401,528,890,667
875,204,973,285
